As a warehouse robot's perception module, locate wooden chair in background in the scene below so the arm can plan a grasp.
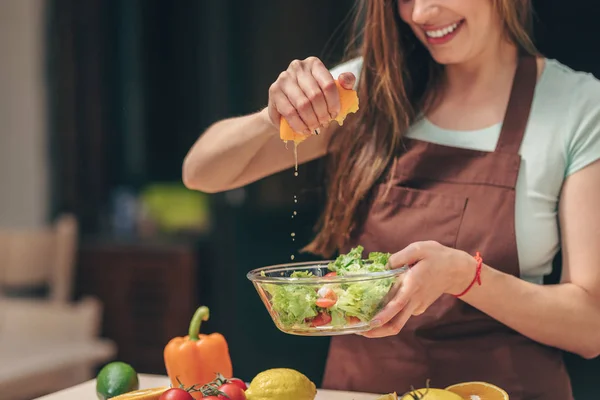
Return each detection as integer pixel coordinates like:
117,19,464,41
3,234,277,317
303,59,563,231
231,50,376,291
0,214,116,400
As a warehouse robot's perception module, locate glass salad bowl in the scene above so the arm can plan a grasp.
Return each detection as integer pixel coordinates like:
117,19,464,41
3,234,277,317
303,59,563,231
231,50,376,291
247,246,409,336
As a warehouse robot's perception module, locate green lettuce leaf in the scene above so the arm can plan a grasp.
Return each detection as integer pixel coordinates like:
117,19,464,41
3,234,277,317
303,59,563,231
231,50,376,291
263,282,318,327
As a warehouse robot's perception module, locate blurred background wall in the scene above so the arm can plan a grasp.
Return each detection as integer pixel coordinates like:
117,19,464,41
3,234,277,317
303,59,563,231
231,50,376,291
0,0,599,398
0,0,49,228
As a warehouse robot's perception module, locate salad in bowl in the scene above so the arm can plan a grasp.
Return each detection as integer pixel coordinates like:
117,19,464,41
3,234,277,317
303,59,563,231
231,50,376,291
247,246,408,335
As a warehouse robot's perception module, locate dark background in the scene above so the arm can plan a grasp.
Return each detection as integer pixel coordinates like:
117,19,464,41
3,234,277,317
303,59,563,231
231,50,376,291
44,0,599,397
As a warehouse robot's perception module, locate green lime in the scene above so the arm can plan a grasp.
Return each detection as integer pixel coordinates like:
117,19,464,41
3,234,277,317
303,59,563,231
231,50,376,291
96,361,140,400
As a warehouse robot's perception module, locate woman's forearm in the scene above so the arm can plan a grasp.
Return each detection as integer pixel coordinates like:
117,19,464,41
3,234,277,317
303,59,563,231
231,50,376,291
183,108,331,193
182,109,278,193
462,264,600,359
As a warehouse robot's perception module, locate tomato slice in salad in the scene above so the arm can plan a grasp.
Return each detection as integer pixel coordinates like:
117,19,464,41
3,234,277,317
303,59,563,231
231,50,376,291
316,287,338,308
315,298,336,308
310,312,332,327
317,287,337,300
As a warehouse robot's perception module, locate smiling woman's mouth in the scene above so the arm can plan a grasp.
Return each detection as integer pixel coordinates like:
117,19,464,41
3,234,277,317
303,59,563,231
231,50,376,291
424,19,465,44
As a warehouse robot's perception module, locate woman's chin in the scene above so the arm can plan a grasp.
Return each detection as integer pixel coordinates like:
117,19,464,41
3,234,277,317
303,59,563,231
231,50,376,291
428,52,468,66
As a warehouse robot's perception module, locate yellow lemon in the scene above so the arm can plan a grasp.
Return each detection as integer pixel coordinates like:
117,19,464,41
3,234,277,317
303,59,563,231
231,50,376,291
376,393,399,400
400,388,464,400
244,368,317,400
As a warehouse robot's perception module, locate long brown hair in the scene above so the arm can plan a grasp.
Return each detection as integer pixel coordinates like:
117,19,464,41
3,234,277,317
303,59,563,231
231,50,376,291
303,0,537,257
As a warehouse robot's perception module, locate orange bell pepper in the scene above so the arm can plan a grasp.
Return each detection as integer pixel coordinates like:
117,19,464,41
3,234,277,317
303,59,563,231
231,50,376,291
163,306,233,399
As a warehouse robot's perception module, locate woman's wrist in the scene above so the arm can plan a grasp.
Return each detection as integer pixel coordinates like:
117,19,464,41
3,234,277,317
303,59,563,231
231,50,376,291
447,250,480,296
258,106,278,132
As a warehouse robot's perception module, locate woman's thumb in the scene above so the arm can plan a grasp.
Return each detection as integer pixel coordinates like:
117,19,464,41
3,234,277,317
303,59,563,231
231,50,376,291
338,72,356,90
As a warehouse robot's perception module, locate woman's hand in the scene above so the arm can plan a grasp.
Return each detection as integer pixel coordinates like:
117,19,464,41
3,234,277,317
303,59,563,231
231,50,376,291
360,241,477,338
267,56,355,135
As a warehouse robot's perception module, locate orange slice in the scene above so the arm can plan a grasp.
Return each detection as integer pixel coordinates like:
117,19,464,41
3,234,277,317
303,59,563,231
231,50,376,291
445,381,509,400
279,79,359,144
111,386,170,400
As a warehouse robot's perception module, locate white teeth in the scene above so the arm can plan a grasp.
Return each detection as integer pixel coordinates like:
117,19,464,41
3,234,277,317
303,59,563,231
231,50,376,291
425,21,460,38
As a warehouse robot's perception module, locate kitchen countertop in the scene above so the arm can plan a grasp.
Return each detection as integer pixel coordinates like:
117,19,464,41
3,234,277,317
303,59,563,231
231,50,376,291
34,373,381,400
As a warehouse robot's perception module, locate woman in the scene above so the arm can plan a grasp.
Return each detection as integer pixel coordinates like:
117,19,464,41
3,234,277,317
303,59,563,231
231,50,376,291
183,1,600,398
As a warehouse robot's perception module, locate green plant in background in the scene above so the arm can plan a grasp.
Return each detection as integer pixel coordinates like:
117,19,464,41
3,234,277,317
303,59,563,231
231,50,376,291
139,182,211,234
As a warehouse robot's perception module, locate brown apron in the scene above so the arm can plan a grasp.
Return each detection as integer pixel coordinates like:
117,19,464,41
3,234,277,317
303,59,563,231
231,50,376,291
321,56,573,399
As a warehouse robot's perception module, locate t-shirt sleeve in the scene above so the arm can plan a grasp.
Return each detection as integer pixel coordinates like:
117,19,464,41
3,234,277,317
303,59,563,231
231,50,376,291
328,57,364,91
565,74,600,177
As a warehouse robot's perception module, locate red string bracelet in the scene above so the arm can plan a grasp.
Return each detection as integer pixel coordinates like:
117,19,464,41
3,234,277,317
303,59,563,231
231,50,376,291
453,251,483,298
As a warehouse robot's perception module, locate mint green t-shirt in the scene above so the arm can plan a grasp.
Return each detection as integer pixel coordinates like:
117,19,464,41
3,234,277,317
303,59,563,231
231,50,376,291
330,57,600,284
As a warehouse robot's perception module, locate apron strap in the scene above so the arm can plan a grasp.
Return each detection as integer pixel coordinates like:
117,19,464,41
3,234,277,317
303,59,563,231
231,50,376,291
495,55,538,154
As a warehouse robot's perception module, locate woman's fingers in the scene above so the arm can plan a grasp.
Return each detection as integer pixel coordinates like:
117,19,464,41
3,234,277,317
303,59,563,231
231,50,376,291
356,243,457,339
269,82,310,134
360,301,417,338
337,72,356,90
387,241,440,269
267,56,354,134
357,265,441,338
310,58,341,119
296,67,331,128
370,271,416,327
278,67,321,132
